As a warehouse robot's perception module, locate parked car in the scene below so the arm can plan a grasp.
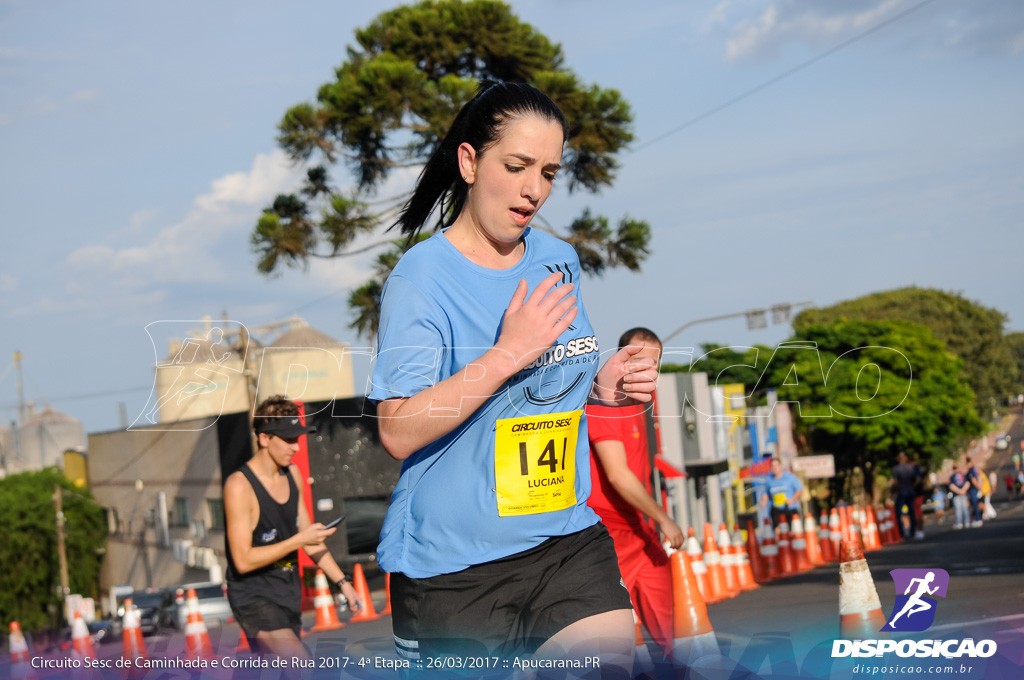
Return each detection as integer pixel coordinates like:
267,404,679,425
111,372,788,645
165,582,233,630
995,433,1010,450
59,619,123,648
116,588,173,636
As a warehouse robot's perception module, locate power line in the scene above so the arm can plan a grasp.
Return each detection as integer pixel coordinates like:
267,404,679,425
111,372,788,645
0,385,152,410
631,0,944,154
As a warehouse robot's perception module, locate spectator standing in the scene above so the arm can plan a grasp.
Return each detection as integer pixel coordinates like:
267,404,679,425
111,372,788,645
931,486,946,524
949,464,971,529
891,452,922,540
965,456,983,527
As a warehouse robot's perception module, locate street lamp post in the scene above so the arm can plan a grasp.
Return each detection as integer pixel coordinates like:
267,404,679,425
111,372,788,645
661,301,814,344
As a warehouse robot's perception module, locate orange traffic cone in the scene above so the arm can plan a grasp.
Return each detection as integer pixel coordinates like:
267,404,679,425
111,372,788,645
851,506,865,551
380,573,392,616
732,524,759,591
804,513,825,567
121,598,148,671
717,524,740,598
839,539,886,639
184,589,214,660
348,563,381,623
9,621,31,663
8,622,35,680
776,521,797,577
790,514,812,572
669,550,720,665
877,506,891,545
685,528,713,604
761,518,781,580
819,510,836,563
830,508,843,558
310,569,344,632
70,611,94,662
702,523,729,602
864,506,882,552
744,519,768,584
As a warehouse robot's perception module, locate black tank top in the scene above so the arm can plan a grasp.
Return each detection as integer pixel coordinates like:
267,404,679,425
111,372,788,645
225,465,301,610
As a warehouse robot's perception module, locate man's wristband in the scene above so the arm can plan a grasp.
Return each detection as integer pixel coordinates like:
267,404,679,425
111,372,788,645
336,577,349,587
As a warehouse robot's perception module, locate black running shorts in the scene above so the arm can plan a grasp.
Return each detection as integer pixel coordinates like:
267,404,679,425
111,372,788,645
231,599,302,642
390,522,632,661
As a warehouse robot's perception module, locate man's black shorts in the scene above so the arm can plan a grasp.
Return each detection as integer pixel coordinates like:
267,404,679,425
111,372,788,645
231,599,302,642
390,522,632,661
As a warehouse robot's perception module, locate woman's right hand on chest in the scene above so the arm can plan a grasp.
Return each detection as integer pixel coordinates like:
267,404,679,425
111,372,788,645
495,272,577,368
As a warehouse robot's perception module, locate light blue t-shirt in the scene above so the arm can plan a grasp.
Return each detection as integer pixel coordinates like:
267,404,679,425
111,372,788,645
369,228,602,578
758,471,803,512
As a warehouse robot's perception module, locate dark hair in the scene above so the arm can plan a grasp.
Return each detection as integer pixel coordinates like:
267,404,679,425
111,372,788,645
393,80,569,239
253,395,298,430
617,327,661,351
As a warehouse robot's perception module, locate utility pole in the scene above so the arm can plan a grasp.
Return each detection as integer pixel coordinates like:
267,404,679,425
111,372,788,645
53,485,70,602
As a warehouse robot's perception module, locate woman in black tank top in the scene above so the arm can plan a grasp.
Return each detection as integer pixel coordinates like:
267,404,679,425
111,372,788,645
223,397,362,664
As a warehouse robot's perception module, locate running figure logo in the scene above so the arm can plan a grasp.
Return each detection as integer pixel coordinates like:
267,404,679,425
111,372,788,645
880,568,949,632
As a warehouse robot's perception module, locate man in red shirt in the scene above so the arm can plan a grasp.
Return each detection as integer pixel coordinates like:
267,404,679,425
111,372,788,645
587,327,683,660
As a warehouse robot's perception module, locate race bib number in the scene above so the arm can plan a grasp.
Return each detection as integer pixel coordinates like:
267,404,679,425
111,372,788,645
494,410,581,517
772,492,787,508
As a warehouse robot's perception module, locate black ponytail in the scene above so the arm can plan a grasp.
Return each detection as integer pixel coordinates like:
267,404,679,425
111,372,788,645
392,80,569,240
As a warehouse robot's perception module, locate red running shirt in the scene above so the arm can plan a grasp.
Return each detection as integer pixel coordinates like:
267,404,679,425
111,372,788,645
586,403,651,529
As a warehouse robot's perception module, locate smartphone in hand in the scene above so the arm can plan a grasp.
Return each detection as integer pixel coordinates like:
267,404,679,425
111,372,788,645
324,515,345,530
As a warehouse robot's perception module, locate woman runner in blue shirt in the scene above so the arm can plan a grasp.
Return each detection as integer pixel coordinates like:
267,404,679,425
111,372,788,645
369,80,657,671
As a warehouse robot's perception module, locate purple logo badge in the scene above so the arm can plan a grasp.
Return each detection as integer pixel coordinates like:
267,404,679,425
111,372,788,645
881,568,949,632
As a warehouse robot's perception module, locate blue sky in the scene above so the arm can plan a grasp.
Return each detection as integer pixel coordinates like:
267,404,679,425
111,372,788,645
1,0,1021,434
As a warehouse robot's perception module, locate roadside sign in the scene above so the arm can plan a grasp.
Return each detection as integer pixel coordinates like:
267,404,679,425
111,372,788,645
792,454,836,479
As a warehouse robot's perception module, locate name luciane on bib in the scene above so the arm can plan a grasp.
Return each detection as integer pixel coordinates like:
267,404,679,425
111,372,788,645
494,410,582,517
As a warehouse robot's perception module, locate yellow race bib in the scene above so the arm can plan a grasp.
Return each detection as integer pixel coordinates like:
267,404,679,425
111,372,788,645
494,410,581,517
772,492,788,508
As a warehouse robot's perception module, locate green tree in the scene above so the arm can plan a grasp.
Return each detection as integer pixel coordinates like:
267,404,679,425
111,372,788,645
771,320,984,497
662,342,776,407
793,287,1017,413
1005,331,1024,398
0,468,106,633
251,0,651,338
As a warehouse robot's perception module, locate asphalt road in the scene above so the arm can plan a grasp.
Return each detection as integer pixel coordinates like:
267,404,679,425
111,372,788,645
11,411,1023,679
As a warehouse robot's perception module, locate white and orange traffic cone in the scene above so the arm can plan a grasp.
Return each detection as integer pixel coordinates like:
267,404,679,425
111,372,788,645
702,524,729,602
819,510,836,563
776,521,798,577
184,589,214,660
669,550,720,666
790,514,812,572
761,518,781,581
685,528,713,604
804,513,825,567
348,564,381,623
717,523,740,598
310,569,344,632
70,611,95,662
830,508,843,558
121,599,148,676
864,506,882,552
839,539,887,639
8,621,36,680
732,524,759,591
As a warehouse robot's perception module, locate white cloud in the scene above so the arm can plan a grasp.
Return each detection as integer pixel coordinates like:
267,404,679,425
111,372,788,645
26,96,59,116
719,0,904,61
711,0,1024,60
66,149,300,287
71,88,99,102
